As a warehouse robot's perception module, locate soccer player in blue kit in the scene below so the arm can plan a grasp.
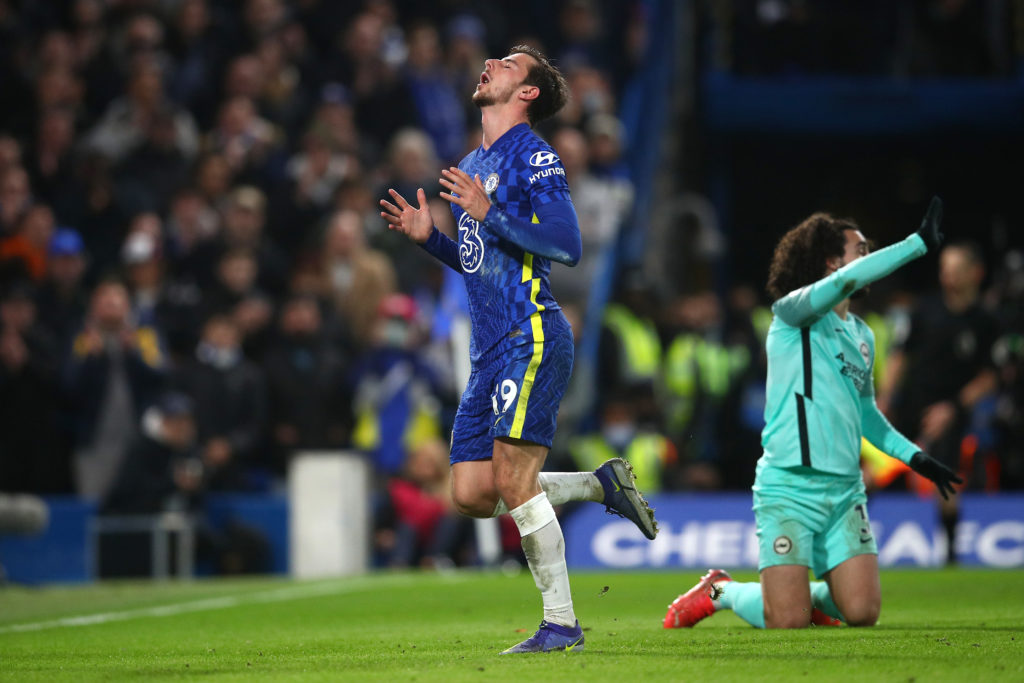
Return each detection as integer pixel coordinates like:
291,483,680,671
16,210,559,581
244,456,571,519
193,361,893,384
662,199,962,630
380,45,657,653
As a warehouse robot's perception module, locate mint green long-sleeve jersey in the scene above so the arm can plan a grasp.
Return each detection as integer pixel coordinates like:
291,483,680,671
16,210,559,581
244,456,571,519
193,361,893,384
760,233,927,476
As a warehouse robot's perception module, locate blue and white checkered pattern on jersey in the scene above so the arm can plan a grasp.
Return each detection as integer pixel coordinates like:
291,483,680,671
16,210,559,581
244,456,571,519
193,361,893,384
451,123,571,362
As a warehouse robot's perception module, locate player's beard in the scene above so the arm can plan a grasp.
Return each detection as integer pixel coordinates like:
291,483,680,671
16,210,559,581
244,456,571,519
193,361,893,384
472,81,517,109
851,285,870,300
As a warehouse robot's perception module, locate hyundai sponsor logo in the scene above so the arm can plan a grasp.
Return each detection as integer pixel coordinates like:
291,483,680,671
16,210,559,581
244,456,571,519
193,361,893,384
529,151,560,167
528,167,565,184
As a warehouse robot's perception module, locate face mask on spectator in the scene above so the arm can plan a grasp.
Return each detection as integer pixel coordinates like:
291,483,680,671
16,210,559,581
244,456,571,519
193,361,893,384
381,319,411,348
602,422,636,450
196,340,241,369
331,263,353,290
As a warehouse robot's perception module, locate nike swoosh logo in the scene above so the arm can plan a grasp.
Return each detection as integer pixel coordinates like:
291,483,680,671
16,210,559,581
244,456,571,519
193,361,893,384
564,636,584,651
611,479,621,493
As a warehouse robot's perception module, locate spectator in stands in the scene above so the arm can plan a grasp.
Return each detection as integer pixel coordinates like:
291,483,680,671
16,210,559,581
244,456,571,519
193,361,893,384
403,21,466,166
350,294,442,477
557,63,615,128
881,241,1000,563
167,0,229,126
372,128,443,293
64,278,166,501
660,290,758,490
0,167,31,238
274,129,358,253
327,10,417,151
114,108,194,215
103,391,201,515
193,152,236,206
598,272,662,405
305,83,377,170
121,230,165,328
251,33,308,135
164,187,220,265
189,185,287,295
204,95,281,184
320,208,396,349
569,387,676,494
173,314,267,491
26,107,77,208
102,389,271,576
84,60,199,166
0,204,56,282
0,137,22,181
264,294,352,476
379,436,472,569
585,113,630,180
36,228,89,347
444,14,488,104
0,280,68,494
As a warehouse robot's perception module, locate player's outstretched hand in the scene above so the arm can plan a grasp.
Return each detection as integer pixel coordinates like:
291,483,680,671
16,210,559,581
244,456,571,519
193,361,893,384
440,167,490,222
380,188,434,244
916,195,944,252
909,451,963,500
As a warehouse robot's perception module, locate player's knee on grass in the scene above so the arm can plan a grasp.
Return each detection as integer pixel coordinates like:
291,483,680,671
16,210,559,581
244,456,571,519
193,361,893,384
764,605,812,629
839,599,879,627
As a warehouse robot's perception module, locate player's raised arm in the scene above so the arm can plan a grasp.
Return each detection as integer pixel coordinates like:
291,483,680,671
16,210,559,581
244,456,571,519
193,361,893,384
773,197,943,327
440,167,581,266
380,187,463,272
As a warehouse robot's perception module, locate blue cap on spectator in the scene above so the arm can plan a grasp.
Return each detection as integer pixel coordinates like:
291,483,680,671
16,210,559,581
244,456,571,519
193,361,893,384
157,391,194,417
447,14,485,42
320,82,350,106
49,228,84,257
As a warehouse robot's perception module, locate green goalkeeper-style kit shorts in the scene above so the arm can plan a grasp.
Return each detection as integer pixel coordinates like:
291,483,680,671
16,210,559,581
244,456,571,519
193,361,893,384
752,462,878,578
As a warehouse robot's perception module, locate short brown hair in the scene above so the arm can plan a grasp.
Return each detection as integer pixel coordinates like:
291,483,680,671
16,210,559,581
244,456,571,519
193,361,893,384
509,44,569,126
766,213,858,302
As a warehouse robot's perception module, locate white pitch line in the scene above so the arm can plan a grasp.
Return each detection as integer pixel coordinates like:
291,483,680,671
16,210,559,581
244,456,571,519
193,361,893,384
0,574,440,635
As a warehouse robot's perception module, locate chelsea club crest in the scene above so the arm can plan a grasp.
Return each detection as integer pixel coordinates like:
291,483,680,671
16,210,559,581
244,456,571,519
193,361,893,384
483,173,499,194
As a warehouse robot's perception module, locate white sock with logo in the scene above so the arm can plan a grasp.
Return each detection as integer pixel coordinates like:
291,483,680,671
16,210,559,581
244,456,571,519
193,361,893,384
492,472,602,517
508,492,576,628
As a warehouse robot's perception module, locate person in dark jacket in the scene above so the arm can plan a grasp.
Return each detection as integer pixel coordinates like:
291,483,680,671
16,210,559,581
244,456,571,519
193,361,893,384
263,294,352,478
103,391,201,514
0,280,68,493
172,313,267,490
64,278,166,501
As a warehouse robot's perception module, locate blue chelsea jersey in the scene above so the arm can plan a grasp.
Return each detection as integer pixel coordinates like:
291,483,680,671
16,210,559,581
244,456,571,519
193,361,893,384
452,123,572,360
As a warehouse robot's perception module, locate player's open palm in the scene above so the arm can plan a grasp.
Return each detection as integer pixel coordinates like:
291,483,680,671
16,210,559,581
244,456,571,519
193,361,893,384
380,188,434,244
440,167,490,221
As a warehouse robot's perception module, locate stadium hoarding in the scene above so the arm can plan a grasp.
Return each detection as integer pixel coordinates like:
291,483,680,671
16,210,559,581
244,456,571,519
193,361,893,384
563,493,1024,569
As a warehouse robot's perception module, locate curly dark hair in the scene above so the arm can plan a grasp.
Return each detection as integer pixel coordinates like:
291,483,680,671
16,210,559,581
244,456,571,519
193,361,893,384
766,212,859,302
509,44,569,126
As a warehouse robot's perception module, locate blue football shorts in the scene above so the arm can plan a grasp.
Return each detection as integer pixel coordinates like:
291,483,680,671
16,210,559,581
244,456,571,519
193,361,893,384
450,311,574,464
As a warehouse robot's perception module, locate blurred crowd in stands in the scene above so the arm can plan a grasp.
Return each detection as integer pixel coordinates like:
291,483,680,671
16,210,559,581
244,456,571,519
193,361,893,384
0,0,646,571
0,0,1022,573
706,0,1018,78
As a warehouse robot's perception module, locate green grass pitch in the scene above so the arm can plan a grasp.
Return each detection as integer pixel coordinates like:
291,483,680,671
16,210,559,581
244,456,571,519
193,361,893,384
1,569,1021,681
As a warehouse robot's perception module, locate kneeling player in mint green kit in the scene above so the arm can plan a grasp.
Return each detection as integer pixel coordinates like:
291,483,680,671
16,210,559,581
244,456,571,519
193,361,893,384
664,198,962,629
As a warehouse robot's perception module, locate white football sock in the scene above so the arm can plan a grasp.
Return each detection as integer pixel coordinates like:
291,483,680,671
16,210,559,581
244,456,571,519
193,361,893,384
492,472,602,517
509,492,576,627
